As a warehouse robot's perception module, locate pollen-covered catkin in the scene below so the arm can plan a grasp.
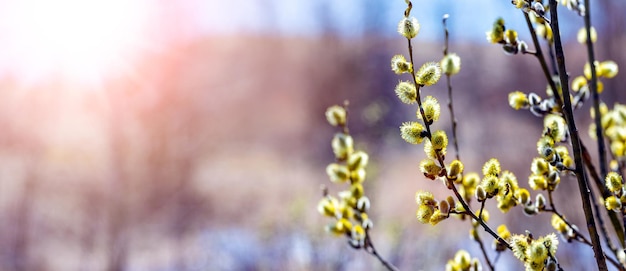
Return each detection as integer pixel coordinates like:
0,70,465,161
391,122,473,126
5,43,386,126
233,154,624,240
400,121,426,144
398,17,420,39
394,81,417,104
420,96,441,123
440,53,461,76
415,62,442,86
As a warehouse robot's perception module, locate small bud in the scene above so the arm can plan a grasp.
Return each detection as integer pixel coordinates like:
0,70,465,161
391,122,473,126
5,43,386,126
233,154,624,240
351,183,364,199
504,29,518,45
416,204,434,224
532,2,545,17
542,233,559,256
347,151,369,170
571,76,587,92
577,26,597,44
610,159,619,172
511,234,530,261
415,62,442,86
398,17,420,39
518,40,528,54
400,121,427,144
439,199,450,215
317,196,338,217
516,188,531,205
605,195,622,212
482,158,502,177
537,136,555,159
356,196,371,212
543,114,568,142
431,130,448,151
486,18,505,44
326,163,350,183
475,186,487,201
446,196,455,211
419,96,441,124
440,53,461,76
502,43,519,55
336,218,353,234
471,258,482,270
416,190,437,206
420,158,442,180
325,105,347,127
331,133,354,160
523,204,538,216
536,23,553,41
551,214,569,233
470,228,480,240
509,91,530,110
512,0,527,9
547,171,560,186
528,92,542,106
480,175,499,197
529,174,548,190
362,217,373,230
536,194,546,210
584,61,601,80
391,54,412,74
497,224,512,239
529,239,548,264
448,160,464,180
463,173,480,188
606,172,624,193
531,157,550,175
474,209,490,224
424,140,446,162
351,224,366,242
599,60,619,79
350,168,366,183
545,259,557,271
394,81,417,104
429,209,448,225
454,250,472,269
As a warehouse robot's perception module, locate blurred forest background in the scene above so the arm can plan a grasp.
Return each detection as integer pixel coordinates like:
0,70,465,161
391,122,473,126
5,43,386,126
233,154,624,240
0,0,625,270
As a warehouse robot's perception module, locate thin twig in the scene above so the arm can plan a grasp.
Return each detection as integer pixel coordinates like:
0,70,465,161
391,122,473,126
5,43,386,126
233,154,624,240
472,227,495,271
582,141,626,247
442,14,460,161
523,12,560,100
583,0,608,185
365,234,399,271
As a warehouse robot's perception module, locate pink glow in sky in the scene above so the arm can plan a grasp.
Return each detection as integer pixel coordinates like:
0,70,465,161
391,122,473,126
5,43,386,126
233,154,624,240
0,0,207,86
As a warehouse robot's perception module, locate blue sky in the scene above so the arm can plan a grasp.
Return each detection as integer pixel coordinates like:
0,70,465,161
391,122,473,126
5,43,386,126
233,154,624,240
188,0,592,42
0,0,599,85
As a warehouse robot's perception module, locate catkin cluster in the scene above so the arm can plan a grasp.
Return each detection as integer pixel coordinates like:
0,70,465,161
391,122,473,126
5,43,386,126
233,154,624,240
486,17,528,55
318,105,373,249
445,250,482,271
393,2,469,227
589,102,626,168
510,233,559,271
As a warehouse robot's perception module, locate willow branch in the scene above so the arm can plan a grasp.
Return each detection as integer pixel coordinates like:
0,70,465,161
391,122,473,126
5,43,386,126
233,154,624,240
442,15,460,161
364,233,399,271
549,1,607,269
523,13,559,99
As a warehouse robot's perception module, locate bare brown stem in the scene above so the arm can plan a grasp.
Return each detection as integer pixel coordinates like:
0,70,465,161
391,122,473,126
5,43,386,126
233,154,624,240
442,15,460,161
549,1,607,269
364,233,399,271
472,227,495,271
